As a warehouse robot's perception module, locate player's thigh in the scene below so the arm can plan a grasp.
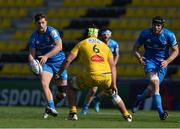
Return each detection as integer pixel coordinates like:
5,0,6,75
75,74,111,90
71,73,97,89
42,63,54,74
41,71,53,87
41,64,54,86
144,62,159,81
75,74,91,89
144,61,156,74
91,74,112,90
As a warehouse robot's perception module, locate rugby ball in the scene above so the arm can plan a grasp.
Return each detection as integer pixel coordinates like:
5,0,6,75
29,59,43,75
35,59,43,74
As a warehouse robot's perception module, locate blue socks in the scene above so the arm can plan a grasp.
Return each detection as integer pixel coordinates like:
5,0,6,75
138,88,150,101
83,103,89,108
153,93,164,115
136,88,164,115
48,100,55,109
94,96,100,103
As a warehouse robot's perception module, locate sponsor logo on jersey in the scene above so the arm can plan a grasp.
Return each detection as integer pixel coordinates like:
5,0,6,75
91,54,104,62
88,39,101,44
51,30,58,38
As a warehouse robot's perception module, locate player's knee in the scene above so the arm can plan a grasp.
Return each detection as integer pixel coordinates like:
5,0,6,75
111,93,122,105
149,74,159,84
57,86,67,98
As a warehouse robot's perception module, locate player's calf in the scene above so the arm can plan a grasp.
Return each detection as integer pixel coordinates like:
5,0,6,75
111,91,132,122
54,86,67,106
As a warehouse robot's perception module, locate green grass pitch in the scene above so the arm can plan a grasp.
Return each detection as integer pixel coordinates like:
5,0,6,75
0,106,179,128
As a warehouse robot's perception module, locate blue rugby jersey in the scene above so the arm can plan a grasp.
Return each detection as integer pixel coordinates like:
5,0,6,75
136,28,177,65
28,26,65,63
107,39,119,57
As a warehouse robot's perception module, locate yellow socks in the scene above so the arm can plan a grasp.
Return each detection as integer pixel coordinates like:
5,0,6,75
70,106,77,114
123,111,129,117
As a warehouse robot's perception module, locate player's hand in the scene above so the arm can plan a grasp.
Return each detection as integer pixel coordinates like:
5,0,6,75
29,59,41,75
138,56,146,65
38,55,48,64
111,85,118,95
161,60,168,68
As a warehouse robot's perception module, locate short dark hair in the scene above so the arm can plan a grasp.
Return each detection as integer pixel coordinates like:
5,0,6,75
152,16,165,25
34,13,47,22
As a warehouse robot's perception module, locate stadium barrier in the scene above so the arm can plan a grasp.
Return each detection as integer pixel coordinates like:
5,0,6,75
0,78,179,111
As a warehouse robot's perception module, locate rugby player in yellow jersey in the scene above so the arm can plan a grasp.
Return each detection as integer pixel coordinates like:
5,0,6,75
81,28,120,114
56,26,132,122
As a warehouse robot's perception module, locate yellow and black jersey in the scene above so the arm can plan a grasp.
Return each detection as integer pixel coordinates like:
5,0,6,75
71,37,113,75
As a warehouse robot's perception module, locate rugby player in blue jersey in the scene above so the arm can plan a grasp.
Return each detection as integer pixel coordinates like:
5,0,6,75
132,16,179,120
28,13,68,118
81,28,120,115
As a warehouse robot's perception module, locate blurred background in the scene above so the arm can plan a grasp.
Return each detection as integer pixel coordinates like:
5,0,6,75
0,0,179,111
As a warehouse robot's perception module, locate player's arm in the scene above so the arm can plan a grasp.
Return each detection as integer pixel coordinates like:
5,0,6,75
28,47,42,75
109,56,118,95
114,55,119,65
133,43,145,65
28,34,36,61
161,44,179,68
28,35,42,74
45,38,62,58
39,38,62,64
56,42,80,77
28,48,36,61
114,46,119,65
57,52,76,76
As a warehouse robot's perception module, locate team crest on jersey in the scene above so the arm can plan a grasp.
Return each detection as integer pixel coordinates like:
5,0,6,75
91,54,104,62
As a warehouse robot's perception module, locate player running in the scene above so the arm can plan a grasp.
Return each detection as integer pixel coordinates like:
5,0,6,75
132,16,179,120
